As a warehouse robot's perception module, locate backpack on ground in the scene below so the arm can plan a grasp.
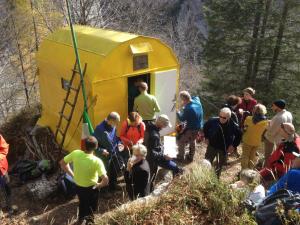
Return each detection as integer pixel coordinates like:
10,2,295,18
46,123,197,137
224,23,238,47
11,159,53,182
255,189,300,225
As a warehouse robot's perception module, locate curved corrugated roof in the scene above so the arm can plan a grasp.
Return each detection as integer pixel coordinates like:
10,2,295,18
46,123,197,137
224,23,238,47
45,25,139,56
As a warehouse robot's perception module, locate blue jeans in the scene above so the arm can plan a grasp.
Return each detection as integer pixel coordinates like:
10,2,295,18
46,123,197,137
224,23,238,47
157,160,180,175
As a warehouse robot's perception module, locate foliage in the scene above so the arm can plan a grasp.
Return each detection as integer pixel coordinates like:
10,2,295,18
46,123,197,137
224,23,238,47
97,165,256,225
201,0,300,127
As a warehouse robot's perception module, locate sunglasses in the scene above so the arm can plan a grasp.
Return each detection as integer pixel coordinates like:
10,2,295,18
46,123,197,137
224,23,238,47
219,115,228,120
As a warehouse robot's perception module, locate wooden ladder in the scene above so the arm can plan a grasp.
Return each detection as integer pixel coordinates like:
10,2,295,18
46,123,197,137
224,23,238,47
55,62,87,147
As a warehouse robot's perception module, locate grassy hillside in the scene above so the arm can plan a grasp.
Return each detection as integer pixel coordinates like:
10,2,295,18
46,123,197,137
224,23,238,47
96,164,256,225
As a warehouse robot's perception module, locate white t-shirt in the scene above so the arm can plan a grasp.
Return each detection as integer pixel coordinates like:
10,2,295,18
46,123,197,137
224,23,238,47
249,185,266,205
265,109,293,144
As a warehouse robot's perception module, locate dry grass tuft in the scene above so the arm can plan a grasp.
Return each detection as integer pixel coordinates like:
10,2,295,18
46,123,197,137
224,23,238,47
96,164,256,225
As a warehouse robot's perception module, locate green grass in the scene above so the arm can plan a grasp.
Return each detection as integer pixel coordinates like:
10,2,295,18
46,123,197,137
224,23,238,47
96,165,256,225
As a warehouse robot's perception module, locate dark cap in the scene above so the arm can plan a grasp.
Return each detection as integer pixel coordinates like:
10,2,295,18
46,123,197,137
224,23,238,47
273,99,286,109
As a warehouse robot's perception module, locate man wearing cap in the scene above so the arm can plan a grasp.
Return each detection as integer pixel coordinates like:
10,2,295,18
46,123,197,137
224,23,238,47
144,114,182,190
268,152,300,195
263,99,293,164
260,123,300,184
133,82,161,126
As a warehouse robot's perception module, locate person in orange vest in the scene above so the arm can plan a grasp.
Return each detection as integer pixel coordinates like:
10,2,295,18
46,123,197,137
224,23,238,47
0,135,15,216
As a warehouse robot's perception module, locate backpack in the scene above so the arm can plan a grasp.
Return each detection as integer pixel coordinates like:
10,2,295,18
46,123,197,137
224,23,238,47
11,159,53,182
126,121,142,134
255,189,300,225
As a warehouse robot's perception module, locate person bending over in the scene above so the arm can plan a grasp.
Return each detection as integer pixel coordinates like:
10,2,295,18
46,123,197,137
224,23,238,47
144,114,183,190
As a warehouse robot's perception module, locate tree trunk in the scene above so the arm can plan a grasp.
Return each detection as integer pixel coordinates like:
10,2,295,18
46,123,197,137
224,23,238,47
268,0,290,83
252,0,272,86
11,16,30,106
245,0,264,85
30,0,39,51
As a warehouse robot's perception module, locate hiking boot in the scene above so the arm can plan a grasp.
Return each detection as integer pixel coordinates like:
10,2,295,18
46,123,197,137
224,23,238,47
173,168,184,177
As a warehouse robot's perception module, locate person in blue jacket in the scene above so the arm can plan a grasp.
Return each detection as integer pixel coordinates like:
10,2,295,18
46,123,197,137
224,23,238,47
268,152,300,195
176,91,204,162
93,112,124,191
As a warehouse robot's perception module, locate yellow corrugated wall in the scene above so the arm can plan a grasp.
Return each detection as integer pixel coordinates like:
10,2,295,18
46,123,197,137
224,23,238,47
37,27,179,152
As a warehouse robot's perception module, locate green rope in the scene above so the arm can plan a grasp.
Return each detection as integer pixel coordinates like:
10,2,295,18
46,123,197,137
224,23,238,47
65,0,94,134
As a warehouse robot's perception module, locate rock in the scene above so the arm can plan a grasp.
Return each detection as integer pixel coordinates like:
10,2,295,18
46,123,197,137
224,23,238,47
26,175,58,200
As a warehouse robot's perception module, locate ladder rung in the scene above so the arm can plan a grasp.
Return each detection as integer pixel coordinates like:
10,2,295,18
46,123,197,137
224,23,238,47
59,112,70,121
72,69,80,74
69,86,79,92
65,100,75,107
57,128,64,135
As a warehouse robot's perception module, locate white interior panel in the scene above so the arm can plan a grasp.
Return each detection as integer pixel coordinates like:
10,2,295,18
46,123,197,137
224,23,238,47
154,69,177,136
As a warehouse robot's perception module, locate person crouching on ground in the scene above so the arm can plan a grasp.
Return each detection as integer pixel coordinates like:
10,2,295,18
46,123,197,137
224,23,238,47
60,136,108,225
268,153,300,195
144,114,183,190
230,169,265,206
260,123,300,185
120,112,145,163
124,144,150,200
241,104,268,170
203,108,242,178
177,91,204,162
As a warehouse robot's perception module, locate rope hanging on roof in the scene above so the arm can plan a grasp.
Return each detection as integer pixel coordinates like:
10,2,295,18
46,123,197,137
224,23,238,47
65,0,93,134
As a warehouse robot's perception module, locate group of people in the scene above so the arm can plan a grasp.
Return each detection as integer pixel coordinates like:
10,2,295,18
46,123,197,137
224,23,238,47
1,83,300,224
57,85,300,223
203,87,300,209
60,82,203,224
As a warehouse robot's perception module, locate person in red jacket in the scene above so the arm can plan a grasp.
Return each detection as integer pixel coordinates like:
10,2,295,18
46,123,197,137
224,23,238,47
236,87,258,127
120,112,145,161
260,123,300,185
0,135,14,215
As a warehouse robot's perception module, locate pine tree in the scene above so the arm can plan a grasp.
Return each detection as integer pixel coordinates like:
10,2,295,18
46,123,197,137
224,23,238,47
202,0,300,124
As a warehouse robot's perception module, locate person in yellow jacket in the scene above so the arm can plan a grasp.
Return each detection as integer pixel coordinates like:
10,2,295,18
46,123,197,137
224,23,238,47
241,104,268,169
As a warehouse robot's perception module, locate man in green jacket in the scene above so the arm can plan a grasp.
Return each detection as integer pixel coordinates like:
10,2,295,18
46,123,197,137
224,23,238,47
134,82,160,126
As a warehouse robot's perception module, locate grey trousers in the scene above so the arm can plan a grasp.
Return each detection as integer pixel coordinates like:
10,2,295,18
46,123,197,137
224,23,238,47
205,145,227,178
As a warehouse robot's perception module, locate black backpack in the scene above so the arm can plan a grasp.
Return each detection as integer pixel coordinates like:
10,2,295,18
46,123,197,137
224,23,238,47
255,189,300,225
11,159,52,182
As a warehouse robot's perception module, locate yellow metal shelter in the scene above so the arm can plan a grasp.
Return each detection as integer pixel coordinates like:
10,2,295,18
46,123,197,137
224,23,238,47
37,26,179,151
